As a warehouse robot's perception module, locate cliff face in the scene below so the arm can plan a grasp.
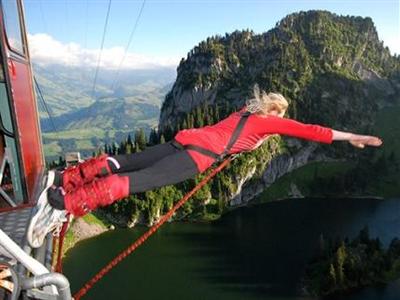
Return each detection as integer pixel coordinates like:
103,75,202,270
230,141,317,206
156,10,400,209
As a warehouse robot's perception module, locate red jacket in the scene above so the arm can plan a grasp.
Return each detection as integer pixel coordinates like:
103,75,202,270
174,110,333,172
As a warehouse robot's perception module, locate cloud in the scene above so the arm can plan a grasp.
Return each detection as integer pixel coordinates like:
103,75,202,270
28,33,179,69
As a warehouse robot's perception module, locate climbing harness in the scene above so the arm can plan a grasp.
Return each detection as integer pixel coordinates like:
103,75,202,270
172,111,251,163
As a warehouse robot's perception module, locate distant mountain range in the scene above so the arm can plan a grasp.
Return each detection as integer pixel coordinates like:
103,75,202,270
34,63,175,120
33,63,176,160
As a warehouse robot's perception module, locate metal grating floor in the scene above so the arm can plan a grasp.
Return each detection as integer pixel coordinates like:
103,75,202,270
0,207,32,258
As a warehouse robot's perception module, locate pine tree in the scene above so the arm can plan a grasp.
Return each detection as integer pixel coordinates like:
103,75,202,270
134,142,141,153
126,143,133,154
127,134,133,146
329,263,337,287
119,141,126,154
189,113,195,128
335,242,347,285
160,134,166,144
112,143,118,155
135,129,147,151
163,125,174,141
149,128,159,145
194,106,204,128
214,105,220,121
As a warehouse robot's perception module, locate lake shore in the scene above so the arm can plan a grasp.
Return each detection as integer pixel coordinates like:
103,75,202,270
61,214,110,258
64,195,387,257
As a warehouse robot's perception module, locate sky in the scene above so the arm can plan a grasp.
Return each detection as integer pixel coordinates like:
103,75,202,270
23,0,400,69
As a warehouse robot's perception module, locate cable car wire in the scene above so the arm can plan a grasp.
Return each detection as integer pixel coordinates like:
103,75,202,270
110,0,146,91
83,0,89,50
38,0,47,32
89,0,113,102
64,0,69,43
33,76,58,134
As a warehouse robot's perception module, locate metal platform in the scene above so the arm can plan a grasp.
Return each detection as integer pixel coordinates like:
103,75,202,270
0,207,32,259
0,207,73,300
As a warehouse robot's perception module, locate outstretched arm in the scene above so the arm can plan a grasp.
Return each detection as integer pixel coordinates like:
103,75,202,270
262,116,383,148
332,130,383,148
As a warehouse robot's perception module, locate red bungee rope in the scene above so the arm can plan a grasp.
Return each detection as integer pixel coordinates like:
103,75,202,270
55,214,71,273
73,157,233,300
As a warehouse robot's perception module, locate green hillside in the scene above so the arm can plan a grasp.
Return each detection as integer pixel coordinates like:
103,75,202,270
102,10,400,226
34,64,175,160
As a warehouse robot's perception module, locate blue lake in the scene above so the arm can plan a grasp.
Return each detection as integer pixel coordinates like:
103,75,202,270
63,197,400,300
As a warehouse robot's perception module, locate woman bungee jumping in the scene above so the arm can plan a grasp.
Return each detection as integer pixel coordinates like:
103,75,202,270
27,85,383,248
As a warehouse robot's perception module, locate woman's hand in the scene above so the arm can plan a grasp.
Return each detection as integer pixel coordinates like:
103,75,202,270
348,136,383,148
332,130,383,148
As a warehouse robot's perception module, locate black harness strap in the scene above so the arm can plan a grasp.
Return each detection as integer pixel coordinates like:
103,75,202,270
171,141,220,160
220,111,250,159
173,111,251,162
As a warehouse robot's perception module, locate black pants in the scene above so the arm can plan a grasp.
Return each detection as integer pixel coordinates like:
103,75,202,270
111,142,199,194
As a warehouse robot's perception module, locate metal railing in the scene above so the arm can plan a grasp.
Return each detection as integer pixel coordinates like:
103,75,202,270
0,147,17,207
0,229,72,299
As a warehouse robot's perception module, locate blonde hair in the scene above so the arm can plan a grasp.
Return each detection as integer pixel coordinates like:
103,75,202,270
246,85,289,115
